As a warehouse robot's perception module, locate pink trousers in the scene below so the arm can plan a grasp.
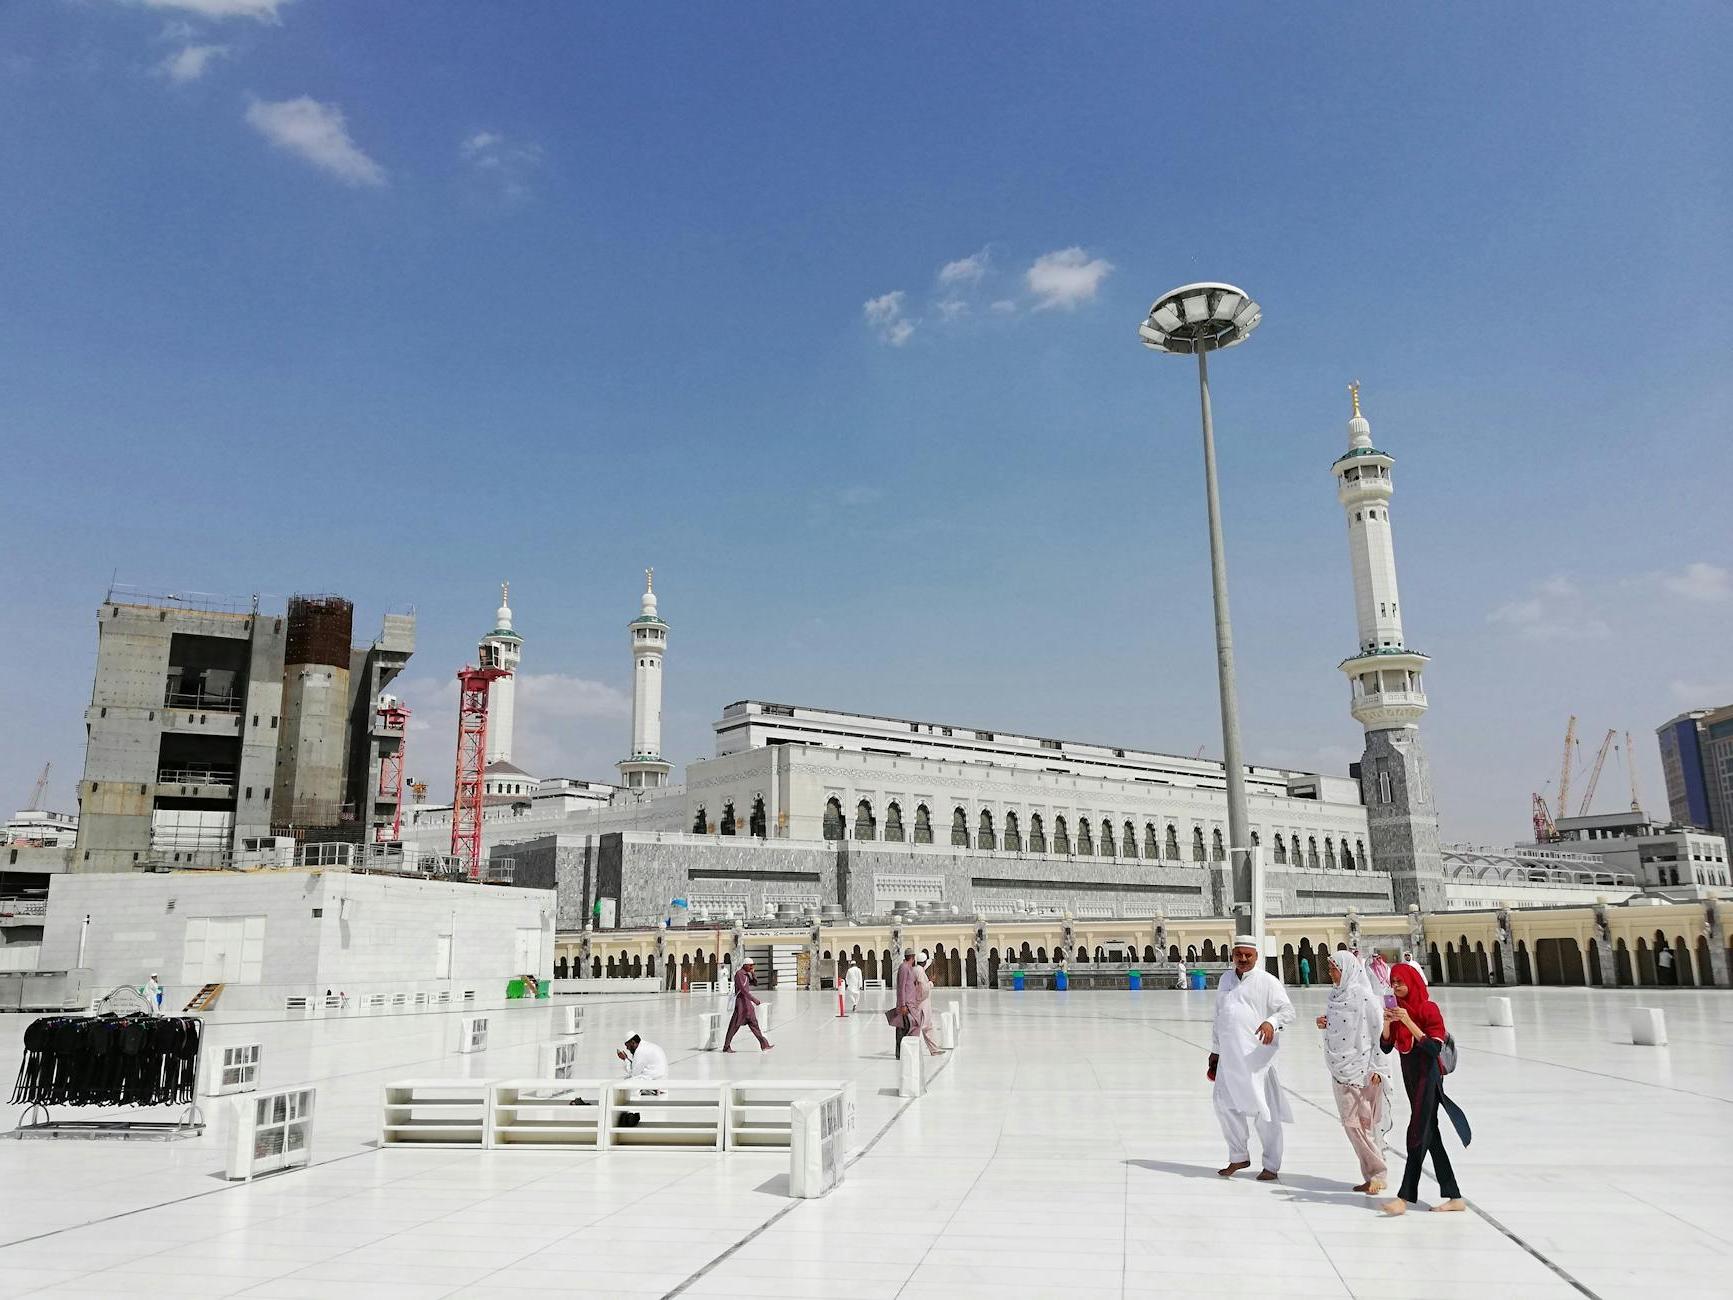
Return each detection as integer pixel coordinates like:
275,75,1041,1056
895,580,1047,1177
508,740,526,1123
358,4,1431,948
1331,1079,1388,1182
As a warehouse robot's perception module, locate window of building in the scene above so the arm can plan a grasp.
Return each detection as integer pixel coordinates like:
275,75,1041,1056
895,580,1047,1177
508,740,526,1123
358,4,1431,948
1029,813,1046,854
1192,827,1206,862
1078,818,1095,855
914,803,933,844
951,807,969,848
1122,821,1137,858
1166,825,1181,859
1211,828,1225,862
884,801,904,843
823,798,843,841
1054,816,1071,855
977,809,995,851
1004,810,1021,852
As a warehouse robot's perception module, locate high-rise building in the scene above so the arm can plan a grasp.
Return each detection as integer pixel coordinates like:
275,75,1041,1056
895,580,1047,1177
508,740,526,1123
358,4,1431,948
73,590,413,871
617,569,672,790
1657,705,1733,835
1333,385,1446,911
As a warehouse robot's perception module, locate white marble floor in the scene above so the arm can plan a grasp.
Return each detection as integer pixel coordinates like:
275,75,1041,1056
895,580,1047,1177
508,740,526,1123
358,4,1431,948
1,984,1729,1299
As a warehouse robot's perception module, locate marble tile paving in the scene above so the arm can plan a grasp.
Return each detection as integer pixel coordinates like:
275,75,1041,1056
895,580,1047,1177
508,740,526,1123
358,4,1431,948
1,983,1728,1298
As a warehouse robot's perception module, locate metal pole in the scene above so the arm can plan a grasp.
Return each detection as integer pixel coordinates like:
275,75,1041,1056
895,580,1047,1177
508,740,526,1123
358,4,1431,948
1195,346,1254,926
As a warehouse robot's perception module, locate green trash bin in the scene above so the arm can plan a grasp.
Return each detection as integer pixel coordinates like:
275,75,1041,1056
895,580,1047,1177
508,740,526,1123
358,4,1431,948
1012,970,1026,991
1128,970,1143,990
506,977,526,1000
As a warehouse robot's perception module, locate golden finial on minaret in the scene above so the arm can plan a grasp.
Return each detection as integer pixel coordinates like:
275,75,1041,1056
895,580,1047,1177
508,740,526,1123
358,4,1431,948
645,567,654,593
1349,381,1362,419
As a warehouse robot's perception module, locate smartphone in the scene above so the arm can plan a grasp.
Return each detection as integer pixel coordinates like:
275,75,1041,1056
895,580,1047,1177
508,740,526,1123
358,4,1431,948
1383,994,1398,1009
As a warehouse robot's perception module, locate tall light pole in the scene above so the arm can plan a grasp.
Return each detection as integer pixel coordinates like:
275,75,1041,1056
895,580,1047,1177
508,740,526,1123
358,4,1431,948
1139,282,1263,935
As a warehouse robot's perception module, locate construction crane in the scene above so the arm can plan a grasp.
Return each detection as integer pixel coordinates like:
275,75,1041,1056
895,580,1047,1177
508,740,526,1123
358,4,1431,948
1624,731,1643,814
375,698,411,843
26,762,51,810
1531,792,1557,843
1577,728,1616,816
451,664,508,880
1554,715,1578,834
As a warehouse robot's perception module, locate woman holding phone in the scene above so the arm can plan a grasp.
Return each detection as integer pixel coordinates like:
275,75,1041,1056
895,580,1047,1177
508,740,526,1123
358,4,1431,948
1380,962,1469,1215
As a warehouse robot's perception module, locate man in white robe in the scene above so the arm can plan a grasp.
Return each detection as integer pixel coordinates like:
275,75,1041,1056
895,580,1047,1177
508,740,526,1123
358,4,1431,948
844,959,864,1015
619,1033,668,1083
1208,935,1295,1181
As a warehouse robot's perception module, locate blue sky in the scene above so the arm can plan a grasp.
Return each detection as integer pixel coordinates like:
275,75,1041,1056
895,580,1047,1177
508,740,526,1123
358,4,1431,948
3,1,1729,844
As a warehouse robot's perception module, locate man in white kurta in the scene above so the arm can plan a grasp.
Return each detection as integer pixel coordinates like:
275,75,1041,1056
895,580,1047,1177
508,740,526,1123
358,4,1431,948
844,960,864,1014
1209,935,1295,1180
619,1034,668,1084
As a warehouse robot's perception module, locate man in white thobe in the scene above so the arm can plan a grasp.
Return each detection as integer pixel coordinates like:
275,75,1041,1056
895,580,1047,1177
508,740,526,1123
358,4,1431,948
1208,935,1295,1181
618,1034,668,1084
844,959,864,1015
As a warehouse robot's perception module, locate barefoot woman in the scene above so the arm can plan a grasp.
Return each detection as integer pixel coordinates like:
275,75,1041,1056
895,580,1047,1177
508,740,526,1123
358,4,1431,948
1380,962,1469,1215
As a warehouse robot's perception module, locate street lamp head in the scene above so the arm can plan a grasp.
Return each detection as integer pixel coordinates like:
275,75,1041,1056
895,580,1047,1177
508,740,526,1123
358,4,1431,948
1139,282,1260,354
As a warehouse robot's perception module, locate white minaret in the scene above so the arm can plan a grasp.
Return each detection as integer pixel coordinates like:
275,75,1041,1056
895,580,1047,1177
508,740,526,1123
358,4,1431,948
1333,384,1443,911
479,582,522,765
617,568,672,790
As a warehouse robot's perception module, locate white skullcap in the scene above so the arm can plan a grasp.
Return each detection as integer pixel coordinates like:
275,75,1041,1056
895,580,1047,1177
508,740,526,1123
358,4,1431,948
1231,934,1259,950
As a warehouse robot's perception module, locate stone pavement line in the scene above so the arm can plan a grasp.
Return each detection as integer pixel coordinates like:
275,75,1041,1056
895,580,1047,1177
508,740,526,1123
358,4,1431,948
662,1022,957,1300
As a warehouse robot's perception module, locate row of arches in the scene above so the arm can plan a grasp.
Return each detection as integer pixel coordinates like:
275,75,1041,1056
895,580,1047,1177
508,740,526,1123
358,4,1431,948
822,797,1366,869
692,797,769,837
1421,928,1725,989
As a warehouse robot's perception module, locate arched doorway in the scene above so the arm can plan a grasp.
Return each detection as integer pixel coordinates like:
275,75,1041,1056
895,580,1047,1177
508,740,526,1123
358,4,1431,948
1696,936,1715,989
1513,942,1530,986
1490,941,1504,986
1474,942,1490,984
930,944,949,988
988,948,1001,987
1281,944,1297,984
1427,943,1443,984
1673,935,1695,987
1535,937,1583,986
823,797,844,841
1615,938,1633,986
1635,938,1654,986
1586,939,1603,986
749,796,767,837
965,948,979,987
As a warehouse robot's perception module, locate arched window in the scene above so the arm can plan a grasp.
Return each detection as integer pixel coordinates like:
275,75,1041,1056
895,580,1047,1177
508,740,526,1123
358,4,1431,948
1192,827,1206,862
951,807,970,848
749,796,766,838
1340,839,1354,870
1029,813,1047,854
692,806,707,834
1355,838,1367,869
1144,822,1160,859
1098,818,1113,857
1054,816,1071,855
1122,820,1137,858
823,797,844,841
1078,818,1095,856
1250,830,1261,859
720,801,736,836
1273,834,1287,864
1004,810,1021,852
1211,829,1225,861
1307,836,1319,868
914,804,932,844
884,801,905,843
977,809,996,851
1166,825,1181,859
1324,837,1337,869
854,799,876,840
1291,834,1303,866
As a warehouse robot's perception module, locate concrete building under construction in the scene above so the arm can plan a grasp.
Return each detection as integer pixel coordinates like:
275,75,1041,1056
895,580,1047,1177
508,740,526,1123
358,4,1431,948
71,589,414,872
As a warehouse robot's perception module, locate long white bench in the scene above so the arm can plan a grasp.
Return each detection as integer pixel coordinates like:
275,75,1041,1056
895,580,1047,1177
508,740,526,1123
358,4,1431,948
604,1080,725,1150
491,1079,608,1148
728,1080,857,1150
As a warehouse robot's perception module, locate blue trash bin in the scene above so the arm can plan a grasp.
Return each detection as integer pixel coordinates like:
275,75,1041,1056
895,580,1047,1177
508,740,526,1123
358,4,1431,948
1055,969,1069,992
1189,970,1207,991
1128,970,1143,991
1012,970,1026,991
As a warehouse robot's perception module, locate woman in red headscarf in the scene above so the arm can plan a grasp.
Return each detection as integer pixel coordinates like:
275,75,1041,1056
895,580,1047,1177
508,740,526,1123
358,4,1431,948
1379,962,1470,1215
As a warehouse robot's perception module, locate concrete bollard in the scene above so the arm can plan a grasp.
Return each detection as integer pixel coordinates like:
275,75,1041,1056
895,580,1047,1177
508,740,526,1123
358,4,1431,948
936,1011,957,1051
1486,996,1514,1027
898,1037,924,1098
700,1011,722,1050
1631,1007,1668,1047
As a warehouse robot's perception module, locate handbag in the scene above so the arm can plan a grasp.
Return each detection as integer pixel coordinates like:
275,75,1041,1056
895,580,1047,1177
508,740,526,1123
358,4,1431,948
1439,1033,1459,1075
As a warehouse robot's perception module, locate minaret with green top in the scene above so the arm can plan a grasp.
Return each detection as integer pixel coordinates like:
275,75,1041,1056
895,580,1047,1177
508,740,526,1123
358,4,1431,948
479,582,522,765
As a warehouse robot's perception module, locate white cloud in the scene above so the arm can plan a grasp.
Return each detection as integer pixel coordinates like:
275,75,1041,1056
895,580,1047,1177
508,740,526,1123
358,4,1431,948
938,247,990,286
460,130,544,202
158,43,227,83
1025,246,1114,310
863,290,915,346
245,97,385,187
1660,561,1730,604
137,0,291,21
990,299,1018,315
936,298,969,321
1487,574,1610,641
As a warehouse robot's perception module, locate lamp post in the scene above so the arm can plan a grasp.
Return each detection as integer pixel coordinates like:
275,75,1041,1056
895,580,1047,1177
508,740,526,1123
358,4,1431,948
1139,282,1263,933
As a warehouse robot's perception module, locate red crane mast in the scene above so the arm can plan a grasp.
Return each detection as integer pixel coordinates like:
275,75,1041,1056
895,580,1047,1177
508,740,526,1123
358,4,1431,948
451,665,507,879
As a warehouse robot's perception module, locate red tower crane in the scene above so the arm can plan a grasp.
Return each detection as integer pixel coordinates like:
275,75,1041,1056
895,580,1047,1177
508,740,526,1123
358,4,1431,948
451,665,508,879
375,699,411,843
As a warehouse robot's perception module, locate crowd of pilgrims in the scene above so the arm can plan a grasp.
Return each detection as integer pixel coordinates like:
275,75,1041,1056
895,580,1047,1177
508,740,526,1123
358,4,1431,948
10,1014,203,1108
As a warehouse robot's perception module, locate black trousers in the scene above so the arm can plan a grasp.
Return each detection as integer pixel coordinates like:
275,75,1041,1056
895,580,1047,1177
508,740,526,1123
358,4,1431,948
1397,1053,1461,1203
1397,1111,1461,1202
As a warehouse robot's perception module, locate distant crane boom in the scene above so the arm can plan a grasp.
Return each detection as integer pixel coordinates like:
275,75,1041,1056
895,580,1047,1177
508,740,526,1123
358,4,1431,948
1556,716,1578,831
1532,792,1557,843
27,762,50,810
1578,728,1616,816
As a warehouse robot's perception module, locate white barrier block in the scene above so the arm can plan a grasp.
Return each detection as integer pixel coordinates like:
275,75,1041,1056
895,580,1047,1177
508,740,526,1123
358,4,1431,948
538,1039,579,1079
203,1042,262,1097
224,1086,315,1180
936,1011,957,1051
700,1012,722,1051
454,1014,489,1055
1486,996,1514,1028
1631,1007,1668,1046
559,1004,584,1037
898,1038,923,1099
788,1091,848,1198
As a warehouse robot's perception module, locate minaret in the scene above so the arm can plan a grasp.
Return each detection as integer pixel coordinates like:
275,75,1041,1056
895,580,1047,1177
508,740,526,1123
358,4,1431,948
617,568,672,790
478,582,522,765
1333,385,1445,911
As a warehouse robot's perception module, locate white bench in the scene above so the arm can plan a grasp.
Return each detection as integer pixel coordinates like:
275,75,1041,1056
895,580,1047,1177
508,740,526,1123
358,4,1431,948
491,1078,607,1148
727,1080,857,1150
604,1080,725,1150
380,1079,491,1147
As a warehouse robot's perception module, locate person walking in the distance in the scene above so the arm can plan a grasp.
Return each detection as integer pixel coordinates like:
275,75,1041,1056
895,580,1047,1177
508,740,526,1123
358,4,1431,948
844,957,863,1015
1316,949,1393,1195
1298,955,1311,988
891,948,919,1057
1208,935,1295,1181
1381,961,1469,1215
722,957,773,1053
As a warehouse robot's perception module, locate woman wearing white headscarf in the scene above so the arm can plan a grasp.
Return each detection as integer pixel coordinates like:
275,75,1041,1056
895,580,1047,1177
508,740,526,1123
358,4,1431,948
1314,949,1394,1193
